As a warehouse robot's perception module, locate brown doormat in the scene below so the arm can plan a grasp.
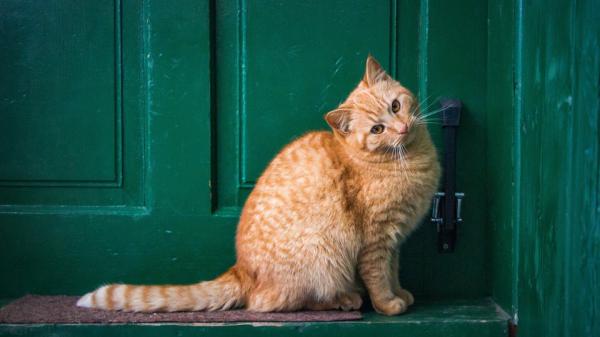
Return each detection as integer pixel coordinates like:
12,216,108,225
0,295,362,324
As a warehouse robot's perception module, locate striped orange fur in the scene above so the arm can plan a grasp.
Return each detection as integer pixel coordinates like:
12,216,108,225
78,56,440,315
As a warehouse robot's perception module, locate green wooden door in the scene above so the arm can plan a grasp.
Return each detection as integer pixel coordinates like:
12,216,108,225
0,0,490,300
0,0,217,296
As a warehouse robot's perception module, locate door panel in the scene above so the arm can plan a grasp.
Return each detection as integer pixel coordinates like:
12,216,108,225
0,0,144,207
0,1,116,182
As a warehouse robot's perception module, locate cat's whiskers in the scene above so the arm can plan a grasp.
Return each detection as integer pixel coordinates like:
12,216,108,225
412,94,437,113
394,146,401,176
416,116,442,122
408,114,421,129
380,144,395,165
399,149,406,180
410,96,441,130
385,137,409,181
413,107,443,126
393,146,403,179
395,147,402,178
419,107,447,120
414,117,442,126
412,95,441,117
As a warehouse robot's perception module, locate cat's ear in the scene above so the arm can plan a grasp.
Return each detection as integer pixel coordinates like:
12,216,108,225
325,108,352,134
362,54,390,87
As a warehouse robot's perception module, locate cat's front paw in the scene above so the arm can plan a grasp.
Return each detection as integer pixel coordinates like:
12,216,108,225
372,296,408,315
394,288,414,306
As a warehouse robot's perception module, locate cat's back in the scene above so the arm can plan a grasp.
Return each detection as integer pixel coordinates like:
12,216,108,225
257,131,342,187
236,130,350,258
237,131,346,236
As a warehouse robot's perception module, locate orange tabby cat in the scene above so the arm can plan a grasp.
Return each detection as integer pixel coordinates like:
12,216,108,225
78,56,440,315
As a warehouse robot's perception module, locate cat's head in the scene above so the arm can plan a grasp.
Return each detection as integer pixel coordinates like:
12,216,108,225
325,56,425,158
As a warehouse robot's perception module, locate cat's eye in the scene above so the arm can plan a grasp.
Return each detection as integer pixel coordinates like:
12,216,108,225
370,124,385,134
391,99,401,113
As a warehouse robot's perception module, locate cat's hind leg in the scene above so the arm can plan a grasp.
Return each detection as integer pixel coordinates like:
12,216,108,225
246,284,303,312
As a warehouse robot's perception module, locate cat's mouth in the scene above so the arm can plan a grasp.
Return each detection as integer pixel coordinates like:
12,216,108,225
377,133,415,157
392,135,409,147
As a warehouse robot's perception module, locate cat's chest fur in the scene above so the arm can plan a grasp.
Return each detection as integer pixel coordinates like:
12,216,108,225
343,154,439,236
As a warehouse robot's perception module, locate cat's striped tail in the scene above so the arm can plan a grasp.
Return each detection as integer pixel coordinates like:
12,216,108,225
76,267,250,312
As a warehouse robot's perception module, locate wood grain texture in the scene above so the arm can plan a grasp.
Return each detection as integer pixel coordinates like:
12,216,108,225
0,0,145,207
486,0,517,316
486,2,600,336
514,0,600,336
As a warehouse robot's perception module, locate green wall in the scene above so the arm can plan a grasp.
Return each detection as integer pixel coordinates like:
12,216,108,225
515,0,600,335
487,0,600,335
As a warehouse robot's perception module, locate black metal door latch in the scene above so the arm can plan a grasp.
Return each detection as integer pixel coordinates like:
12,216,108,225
430,99,464,253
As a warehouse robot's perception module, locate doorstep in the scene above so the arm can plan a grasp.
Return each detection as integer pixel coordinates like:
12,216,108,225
0,298,509,337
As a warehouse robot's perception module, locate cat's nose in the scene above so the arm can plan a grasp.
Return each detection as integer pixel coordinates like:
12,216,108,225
398,123,409,134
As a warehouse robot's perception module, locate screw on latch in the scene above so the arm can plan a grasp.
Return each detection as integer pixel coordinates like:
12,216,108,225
455,192,464,223
430,192,445,232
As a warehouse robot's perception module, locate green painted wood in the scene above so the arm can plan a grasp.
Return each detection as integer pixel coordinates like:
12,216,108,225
0,299,508,337
145,0,213,215
485,3,600,336
486,0,517,315
514,0,600,336
414,0,488,298
0,215,238,297
0,0,215,299
0,0,145,207
0,1,117,182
